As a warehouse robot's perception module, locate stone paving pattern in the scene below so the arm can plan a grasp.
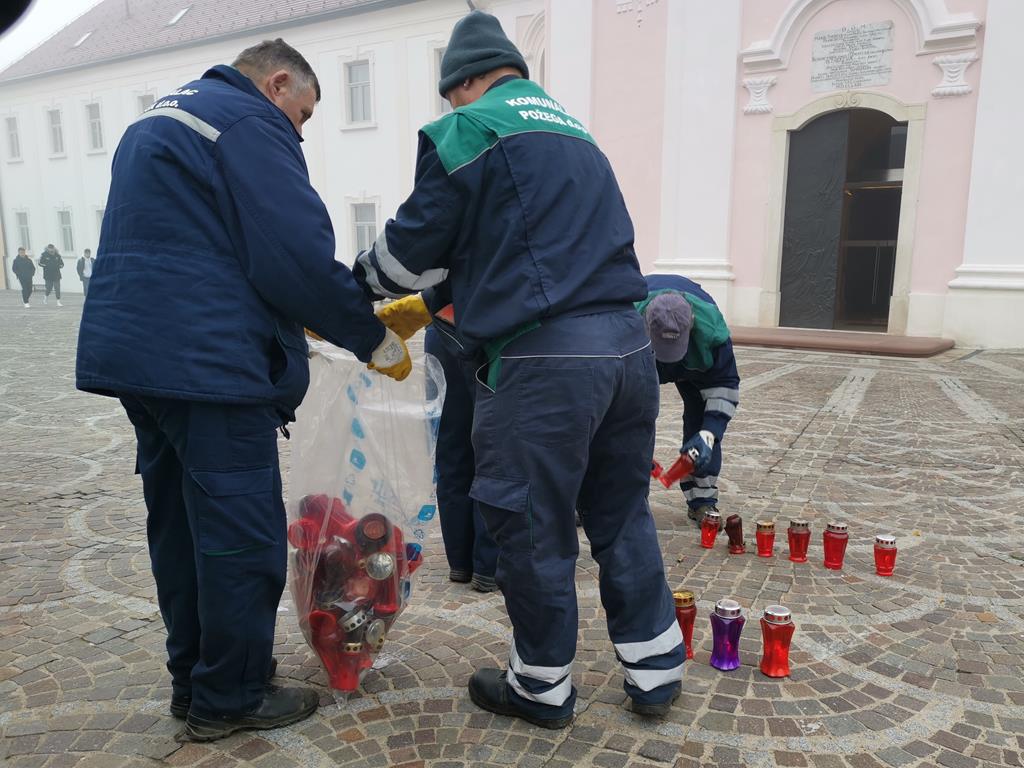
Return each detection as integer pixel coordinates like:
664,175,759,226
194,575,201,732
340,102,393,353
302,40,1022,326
1,293,1023,768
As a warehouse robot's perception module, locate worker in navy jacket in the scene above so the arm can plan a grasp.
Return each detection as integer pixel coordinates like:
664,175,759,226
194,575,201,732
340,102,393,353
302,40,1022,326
76,39,410,743
418,283,499,593
357,12,683,729
639,274,740,524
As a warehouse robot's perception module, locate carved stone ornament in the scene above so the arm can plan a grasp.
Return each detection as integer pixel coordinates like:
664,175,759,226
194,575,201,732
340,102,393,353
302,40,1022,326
932,52,977,97
616,0,659,27
833,91,863,109
742,76,777,114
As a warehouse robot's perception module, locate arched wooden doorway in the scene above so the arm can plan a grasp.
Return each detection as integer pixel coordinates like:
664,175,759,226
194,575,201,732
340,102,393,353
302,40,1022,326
760,92,926,335
779,108,907,330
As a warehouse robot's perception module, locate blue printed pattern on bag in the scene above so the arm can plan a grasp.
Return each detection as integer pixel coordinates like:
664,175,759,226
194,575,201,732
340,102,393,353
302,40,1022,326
349,449,366,470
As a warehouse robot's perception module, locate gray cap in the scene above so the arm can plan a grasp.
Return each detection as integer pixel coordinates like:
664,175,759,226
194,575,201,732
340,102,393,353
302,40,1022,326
645,293,693,363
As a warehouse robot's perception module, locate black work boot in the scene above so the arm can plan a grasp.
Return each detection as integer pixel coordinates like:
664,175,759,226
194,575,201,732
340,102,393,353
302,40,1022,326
629,683,681,717
178,683,318,742
468,668,573,730
170,657,279,719
470,574,498,593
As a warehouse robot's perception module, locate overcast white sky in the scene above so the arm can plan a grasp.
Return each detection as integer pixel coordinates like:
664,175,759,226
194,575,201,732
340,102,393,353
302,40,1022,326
0,0,104,71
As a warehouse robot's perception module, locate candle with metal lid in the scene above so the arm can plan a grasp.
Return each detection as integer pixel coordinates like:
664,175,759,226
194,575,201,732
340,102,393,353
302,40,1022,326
787,520,810,563
823,522,849,570
759,605,795,678
756,520,776,558
709,599,745,671
673,591,697,660
700,510,722,549
874,534,897,576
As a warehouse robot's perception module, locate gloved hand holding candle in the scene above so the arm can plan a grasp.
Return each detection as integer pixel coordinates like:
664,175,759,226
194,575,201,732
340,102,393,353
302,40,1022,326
681,430,715,474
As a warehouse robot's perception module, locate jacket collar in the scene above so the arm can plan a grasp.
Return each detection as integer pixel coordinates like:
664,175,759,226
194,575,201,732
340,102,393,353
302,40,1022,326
487,74,521,93
201,64,304,142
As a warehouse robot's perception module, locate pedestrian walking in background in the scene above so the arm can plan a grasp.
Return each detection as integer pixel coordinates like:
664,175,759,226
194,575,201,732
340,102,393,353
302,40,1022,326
12,248,35,307
38,244,63,306
77,249,95,297
76,39,407,743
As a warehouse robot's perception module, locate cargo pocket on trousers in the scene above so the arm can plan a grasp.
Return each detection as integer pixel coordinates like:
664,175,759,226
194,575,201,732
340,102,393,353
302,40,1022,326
469,475,533,553
189,466,278,556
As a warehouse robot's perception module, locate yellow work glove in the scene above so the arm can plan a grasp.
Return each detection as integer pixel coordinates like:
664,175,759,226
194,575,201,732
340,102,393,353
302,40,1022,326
368,327,412,382
376,294,433,341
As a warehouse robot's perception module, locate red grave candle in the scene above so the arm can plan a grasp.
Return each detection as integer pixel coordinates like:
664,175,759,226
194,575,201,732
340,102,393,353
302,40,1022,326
823,522,849,570
756,520,776,558
673,590,697,660
657,452,696,489
874,534,897,576
759,605,796,678
787,520,810,563
725,515,746,554
700,510,722,548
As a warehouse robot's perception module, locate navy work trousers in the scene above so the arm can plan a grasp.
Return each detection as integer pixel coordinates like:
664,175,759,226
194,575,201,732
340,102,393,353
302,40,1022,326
676,383,723,509
470,310,684,720
119,395,285,717
424,327,498,579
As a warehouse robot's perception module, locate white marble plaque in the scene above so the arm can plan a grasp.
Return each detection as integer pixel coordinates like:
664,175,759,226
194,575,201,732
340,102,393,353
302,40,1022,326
811,21,893,93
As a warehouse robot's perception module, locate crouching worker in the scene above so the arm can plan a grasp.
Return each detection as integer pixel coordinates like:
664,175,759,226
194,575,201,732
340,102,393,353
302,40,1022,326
639,274,740,526
355,11,684,729
76,39,409,742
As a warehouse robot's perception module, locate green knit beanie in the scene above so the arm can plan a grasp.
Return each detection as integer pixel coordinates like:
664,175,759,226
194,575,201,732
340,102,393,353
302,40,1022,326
438,11,529,98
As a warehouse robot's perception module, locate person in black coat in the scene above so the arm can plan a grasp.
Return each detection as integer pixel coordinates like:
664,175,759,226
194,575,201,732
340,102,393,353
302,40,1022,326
38,244,63,306
12,248,35,307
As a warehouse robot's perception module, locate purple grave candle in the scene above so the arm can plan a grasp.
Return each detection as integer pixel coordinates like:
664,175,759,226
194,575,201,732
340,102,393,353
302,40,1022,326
709,598,745,671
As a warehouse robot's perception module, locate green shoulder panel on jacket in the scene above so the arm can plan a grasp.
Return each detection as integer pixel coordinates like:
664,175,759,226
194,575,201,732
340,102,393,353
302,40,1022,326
421,78,595,175
636,289,731,372
421,110,497,176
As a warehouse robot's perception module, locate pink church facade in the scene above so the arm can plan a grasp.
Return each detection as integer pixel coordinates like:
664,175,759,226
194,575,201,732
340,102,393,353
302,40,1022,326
546,0,1021,348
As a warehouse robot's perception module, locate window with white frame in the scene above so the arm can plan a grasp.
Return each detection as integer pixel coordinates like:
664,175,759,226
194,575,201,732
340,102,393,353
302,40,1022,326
352,203,377,253
57,209,74,252
435,48,452,115
137,93,155,114
15,211,30,251
5,117,20,160
47,109,64,155
95,208,105,242
86,102,104,151
345,60,372,124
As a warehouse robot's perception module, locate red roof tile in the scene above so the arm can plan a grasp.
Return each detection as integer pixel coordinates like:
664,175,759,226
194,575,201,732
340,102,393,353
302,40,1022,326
0,0,417,83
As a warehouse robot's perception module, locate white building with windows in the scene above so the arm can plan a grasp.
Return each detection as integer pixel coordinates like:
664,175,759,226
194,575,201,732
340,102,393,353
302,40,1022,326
0,0,545,292
3,0,1020,348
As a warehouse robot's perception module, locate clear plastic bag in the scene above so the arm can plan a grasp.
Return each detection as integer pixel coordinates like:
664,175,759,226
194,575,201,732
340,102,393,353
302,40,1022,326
288,343,444,702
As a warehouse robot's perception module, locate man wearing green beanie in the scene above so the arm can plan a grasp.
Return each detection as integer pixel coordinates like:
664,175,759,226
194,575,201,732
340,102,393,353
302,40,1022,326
356,11,683,729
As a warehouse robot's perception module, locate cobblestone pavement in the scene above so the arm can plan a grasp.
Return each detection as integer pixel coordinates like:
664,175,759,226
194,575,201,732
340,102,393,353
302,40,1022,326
2,292,1023,768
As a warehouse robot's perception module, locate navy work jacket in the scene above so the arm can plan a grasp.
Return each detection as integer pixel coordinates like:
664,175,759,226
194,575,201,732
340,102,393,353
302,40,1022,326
355,77,647,355
76,65,384,419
